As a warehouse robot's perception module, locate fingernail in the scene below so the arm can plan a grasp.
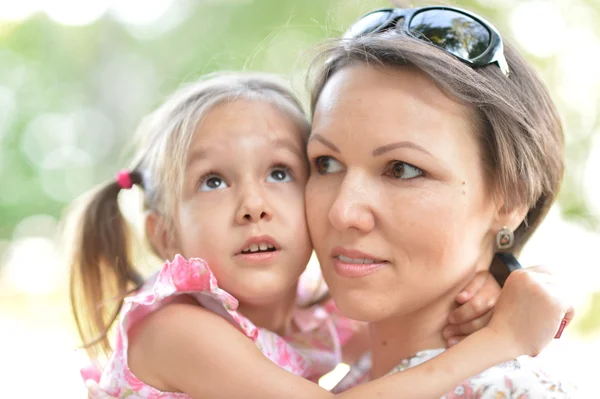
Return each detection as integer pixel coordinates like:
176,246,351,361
554,319,567,339
448,338,459,347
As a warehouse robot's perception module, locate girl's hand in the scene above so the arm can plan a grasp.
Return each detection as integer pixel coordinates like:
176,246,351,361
489,266,574,357
443,271,500,346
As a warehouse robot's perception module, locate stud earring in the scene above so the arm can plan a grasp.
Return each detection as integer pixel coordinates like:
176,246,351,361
496,226,514,250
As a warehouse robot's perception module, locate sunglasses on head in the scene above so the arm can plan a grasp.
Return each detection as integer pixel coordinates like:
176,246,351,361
344,6,510,77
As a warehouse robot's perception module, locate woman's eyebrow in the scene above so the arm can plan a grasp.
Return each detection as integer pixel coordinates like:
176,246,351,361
373,141,433,157
308,134,432,158
307,133,340,153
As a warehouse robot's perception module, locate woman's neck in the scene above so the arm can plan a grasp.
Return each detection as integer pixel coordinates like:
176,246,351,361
237,285,298,336
368,292,458,379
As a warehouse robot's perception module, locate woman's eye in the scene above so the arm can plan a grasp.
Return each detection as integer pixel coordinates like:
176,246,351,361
267,167,293,183
385,161,423,180
314,156,344,175
199,174,229,192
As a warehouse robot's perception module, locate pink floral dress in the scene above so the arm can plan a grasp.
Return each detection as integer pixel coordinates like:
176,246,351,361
81,255,360,398
332,349,576,398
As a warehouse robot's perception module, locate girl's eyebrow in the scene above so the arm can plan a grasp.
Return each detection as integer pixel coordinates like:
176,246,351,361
186,149,210,167
186,137,303,168
272,137,305,159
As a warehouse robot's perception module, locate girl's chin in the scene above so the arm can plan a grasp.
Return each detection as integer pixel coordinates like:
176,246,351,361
233,279,299,305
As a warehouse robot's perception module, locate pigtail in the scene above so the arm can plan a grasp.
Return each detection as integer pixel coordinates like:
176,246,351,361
68,171,144,360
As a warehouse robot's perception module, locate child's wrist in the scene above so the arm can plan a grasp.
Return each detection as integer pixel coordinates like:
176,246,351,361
479,325,523,360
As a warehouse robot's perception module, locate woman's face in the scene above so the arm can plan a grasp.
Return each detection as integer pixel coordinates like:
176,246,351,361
306,64,503,322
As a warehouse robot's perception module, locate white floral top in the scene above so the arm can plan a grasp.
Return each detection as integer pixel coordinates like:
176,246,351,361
81,255,361,398
333,349,575,398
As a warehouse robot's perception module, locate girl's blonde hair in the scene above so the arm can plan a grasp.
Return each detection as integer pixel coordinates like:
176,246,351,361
68,72,309,359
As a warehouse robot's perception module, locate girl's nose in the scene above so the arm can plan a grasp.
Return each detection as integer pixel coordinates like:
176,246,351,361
235,185,273,225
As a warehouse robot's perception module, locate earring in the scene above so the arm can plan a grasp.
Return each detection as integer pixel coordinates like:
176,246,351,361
496,226,514,250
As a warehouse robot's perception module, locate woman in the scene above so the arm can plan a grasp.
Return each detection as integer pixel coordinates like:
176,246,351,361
305,6,572,396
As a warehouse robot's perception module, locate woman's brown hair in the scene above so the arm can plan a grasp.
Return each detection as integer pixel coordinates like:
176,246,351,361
308,33,564,254
67,72,310,360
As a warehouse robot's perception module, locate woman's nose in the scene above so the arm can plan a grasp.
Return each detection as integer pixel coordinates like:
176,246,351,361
235,185,273,224
328,173,375,233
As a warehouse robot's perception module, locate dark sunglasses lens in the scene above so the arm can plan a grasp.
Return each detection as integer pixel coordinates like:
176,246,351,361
409,10,490,59
345,11,393,38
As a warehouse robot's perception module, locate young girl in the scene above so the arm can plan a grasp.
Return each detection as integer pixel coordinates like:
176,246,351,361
68,72,571,398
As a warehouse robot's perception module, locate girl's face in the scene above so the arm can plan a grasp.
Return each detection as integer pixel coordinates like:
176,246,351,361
161,99,312,306
305,64,507,322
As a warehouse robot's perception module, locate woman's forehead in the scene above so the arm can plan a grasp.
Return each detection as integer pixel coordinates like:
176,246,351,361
312,64,475,138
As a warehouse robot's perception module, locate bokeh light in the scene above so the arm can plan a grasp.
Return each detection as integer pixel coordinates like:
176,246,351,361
1,0,598,397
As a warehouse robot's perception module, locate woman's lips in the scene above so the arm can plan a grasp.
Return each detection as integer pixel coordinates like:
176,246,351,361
331,247,388,278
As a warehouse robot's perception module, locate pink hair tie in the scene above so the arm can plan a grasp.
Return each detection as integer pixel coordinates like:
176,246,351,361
116,169,134,190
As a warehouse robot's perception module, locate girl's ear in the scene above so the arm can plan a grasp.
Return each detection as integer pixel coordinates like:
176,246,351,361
146,211,179,261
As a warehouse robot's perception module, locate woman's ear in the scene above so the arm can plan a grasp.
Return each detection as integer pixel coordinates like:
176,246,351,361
493,197,530,233
146,211,178,260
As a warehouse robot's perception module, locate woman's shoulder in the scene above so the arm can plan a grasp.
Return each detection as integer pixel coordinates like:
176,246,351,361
444,356,575,398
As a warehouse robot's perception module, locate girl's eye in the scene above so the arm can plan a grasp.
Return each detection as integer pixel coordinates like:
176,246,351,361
199,174,229,192
314,156,344,175
384,161,423,180
267,167,293,183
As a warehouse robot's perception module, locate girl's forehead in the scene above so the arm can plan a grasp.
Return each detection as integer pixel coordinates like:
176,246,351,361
191,99,307,149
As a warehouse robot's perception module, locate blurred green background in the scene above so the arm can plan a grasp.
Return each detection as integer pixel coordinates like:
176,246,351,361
1,0,599,396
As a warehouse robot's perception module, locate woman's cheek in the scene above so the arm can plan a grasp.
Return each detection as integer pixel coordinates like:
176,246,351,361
305,183,327,232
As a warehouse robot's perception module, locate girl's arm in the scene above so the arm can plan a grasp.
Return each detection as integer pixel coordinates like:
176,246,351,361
126,268,571,399
129,299,511,399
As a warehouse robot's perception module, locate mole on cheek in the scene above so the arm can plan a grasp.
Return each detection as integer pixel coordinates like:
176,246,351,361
462,181,466,195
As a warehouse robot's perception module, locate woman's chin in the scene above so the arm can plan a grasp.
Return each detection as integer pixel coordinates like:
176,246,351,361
331,288,395,323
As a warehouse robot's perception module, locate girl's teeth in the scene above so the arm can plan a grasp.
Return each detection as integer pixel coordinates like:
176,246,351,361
241,243,276,253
